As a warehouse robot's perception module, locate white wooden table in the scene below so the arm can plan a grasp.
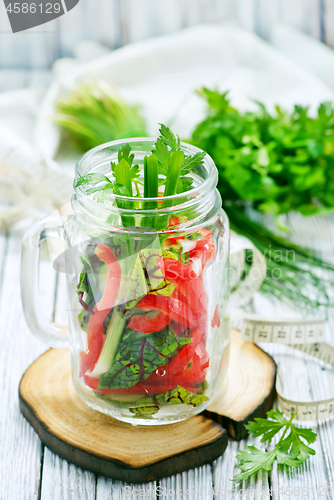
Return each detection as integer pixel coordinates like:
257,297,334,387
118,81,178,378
0,213,334,500
1,72,334,500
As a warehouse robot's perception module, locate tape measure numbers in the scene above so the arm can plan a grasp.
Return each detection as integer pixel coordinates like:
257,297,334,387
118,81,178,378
241,315,334,421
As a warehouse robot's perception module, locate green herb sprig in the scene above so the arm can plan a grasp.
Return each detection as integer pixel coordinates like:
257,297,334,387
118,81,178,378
190,88,334,312
75,124,205,229
234,408,317,481
54,82,148,151
191,88,334,218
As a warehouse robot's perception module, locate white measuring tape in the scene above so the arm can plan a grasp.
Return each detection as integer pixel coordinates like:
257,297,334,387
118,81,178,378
240,315,334,421
230,234,334,422
230,233,267,309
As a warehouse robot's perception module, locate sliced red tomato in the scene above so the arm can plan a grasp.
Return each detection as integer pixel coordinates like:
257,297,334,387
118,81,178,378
94,244,122,313
144,339,209,388
136,294,198,329
189,231,215,269
159,258,208,324
168,217,180,227
155,328,203,376
79,311,106,376
128,310,171,333
170,319,187,335
84,375,200,395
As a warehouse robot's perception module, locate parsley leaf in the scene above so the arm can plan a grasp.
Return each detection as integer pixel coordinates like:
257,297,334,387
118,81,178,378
233,408,317,481
191,88,334,217
78,124,208,228
152,137,170,175
181,151,206,175
118,143,134,166
159,123,180,152
114,158,133,195
76,173,112,188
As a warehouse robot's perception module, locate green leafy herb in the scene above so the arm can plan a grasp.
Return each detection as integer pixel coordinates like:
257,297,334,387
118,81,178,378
98,329,192,389
191,88,334,217
120,384,209,417
161,385,209,407
54,82,147,151
190,88,334,312
159,123,181,152
75,124,206,229
129,405,160,417
76,173,113,188
233,408,317,481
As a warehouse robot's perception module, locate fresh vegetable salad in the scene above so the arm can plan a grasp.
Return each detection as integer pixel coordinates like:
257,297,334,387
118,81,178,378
74,126,229,422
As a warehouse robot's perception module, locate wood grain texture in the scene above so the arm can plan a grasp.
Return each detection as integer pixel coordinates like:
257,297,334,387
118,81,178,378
0,222,52,500
19,349,227,483
40,272,98,500
205,329,276,440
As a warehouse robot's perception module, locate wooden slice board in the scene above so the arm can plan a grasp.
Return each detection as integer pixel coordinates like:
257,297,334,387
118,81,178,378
19,329,276,482
205,329,277,440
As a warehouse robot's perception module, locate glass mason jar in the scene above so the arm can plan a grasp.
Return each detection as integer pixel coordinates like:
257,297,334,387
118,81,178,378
21,138,230,425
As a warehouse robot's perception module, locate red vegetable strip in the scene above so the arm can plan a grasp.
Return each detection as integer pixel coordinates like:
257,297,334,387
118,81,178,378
128,310,171,333
83,375,202,395
79,244,121,376
159,328,203,375
94,244,122,312
159,258,208,320
168,217,181,227
145,334,207,387
79,311,106,376
189,234,215,269
136,294,198,329
169,319,187,335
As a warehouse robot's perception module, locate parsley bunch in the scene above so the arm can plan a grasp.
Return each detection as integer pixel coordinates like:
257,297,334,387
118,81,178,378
234,408,317,481
191,88,334,217
190,89,334,312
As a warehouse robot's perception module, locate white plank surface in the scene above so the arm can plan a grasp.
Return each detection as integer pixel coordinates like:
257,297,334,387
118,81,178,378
2,70,334,498
41,448,96,500
0,0,334,69
3,214,333,498
0,222,46,500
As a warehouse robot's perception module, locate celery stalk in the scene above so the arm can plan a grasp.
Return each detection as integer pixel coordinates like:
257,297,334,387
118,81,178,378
90,309,126,377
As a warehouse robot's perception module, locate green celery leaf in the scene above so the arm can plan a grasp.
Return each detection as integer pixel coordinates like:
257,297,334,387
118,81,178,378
75,173,112,187
159,123,180,152
114,158,133,195
118,143,135,167
245,408,288,443
234,447,276,481
181,151,206,174
152,136,170,175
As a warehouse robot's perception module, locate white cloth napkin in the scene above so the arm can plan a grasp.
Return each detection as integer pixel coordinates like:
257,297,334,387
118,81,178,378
35,22,334,170
1,22,334,227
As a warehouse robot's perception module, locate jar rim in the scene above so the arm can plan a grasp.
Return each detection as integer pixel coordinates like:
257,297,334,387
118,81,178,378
75,137,217,203
73,137,220,233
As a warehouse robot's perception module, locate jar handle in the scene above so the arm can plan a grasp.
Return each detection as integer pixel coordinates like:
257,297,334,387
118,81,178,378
21,215,69,348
